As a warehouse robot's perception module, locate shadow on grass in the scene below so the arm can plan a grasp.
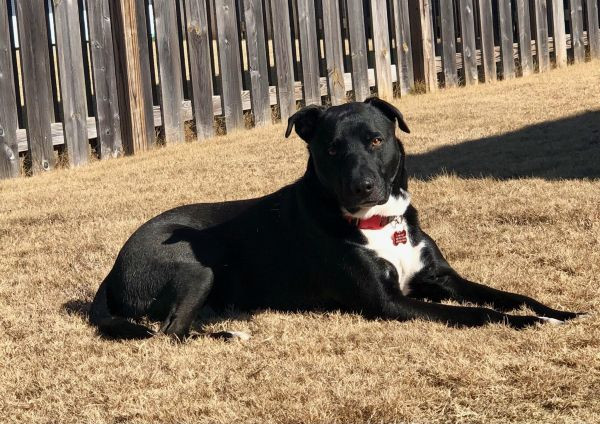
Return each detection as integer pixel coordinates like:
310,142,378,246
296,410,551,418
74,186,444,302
408,111,600,180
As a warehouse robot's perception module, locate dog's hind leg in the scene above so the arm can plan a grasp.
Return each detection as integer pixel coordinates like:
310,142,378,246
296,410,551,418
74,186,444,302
158,264,214,340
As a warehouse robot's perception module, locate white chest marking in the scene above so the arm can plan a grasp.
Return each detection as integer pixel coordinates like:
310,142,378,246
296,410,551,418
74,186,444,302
360,220,425,295
344,191,425,295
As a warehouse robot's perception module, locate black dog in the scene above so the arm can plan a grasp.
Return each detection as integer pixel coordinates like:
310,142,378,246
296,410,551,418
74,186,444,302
90,97,578,339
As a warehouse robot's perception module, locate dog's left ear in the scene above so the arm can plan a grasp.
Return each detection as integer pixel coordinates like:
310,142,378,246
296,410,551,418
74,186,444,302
364,97,410,134
285,105,326,143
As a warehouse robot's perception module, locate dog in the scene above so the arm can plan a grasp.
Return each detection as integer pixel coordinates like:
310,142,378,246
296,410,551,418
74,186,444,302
90,97,579,340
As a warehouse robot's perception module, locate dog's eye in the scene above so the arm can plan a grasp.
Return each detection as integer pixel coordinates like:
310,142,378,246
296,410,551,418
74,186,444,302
371,137,383,147
327,145,337,156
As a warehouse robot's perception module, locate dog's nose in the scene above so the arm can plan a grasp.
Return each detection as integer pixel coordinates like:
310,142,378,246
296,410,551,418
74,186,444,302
352,178,374,197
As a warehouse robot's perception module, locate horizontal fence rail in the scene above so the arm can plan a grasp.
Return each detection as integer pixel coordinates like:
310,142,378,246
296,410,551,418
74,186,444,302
1,0,599,179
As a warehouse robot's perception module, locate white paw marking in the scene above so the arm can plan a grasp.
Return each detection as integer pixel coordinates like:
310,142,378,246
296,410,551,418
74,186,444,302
227,331,252,341
538,316,564,325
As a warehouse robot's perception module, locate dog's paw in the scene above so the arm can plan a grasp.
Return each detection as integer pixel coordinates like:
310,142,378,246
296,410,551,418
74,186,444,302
537,316,565,325
209,330,252,341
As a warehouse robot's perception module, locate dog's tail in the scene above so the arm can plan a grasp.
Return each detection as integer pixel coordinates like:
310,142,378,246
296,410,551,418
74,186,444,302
89,279,154,340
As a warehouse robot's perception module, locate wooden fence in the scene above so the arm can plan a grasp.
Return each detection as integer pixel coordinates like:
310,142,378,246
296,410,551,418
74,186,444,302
1,0,599,179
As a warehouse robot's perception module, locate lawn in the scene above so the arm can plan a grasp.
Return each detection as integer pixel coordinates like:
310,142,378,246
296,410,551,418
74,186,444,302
0,62,599,423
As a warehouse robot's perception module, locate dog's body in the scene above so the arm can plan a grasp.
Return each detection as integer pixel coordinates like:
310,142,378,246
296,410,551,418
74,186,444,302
90,98,577,339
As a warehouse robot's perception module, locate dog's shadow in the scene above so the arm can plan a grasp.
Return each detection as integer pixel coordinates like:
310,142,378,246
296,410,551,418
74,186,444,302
408,111,600,181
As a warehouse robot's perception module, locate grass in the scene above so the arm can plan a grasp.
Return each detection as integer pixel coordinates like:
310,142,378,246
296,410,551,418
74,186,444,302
1,61,599,424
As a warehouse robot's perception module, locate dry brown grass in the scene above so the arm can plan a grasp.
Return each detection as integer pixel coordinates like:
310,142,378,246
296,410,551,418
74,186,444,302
1,62,599,424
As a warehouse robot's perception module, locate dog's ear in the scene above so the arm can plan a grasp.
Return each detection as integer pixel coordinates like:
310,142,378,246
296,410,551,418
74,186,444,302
364,97,410,134
285,105,326,142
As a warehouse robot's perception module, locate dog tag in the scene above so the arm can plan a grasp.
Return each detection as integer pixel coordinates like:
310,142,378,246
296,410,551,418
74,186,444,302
392,230,407,246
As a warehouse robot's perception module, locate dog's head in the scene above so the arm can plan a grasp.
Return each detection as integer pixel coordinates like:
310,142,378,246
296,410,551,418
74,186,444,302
285,97,410,214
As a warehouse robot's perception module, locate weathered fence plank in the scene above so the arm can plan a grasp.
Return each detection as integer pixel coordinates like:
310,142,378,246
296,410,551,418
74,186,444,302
87,0,123,158
185,0,215,140
533,0,550,72
477,0,497,81
345,0,368,101
53,0,89,166
516,0,533,76
297,0,322,105
440,0,458,87
498,0,515,79
322,0,346,104
409,0,437,91
243,0,271,124
270,0,296,120
570,0,585,63
111,0,156,154
0,0,18,178
392,0,414,95
459,0,478,85
154,0,185,144
16,0,55,173
370,0,393,99
215,0,244,130
550,0,567,68
587,0,600,59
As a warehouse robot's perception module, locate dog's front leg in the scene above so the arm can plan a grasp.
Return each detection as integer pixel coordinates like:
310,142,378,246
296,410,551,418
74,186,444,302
408,269,579,322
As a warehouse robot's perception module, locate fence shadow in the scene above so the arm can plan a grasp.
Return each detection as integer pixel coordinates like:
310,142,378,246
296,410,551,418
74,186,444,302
408,111,600,181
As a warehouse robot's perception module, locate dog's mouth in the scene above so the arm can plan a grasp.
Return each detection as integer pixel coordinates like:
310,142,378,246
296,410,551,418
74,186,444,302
343,196,388,214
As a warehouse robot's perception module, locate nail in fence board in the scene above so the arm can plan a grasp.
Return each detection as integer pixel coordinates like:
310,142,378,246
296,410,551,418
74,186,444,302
570,0,585,63
477,0,497,81
184,0,215,140
516,0,533,76
370,0,393,99
0,0,19,178
154,0,185,144
440,0,458,87
392,0,414,95
270,0,296,120
587,0,600,59
243,0,272,124
111,0,156,154
322,0,346,104
409,0,437,91
215,0,244,130
498,0,515,79
87,0,123,158
16,0,55,173
532,0,550,72
297,0,322,105
53,0,89,166
550,0,567,68
459,0,478,85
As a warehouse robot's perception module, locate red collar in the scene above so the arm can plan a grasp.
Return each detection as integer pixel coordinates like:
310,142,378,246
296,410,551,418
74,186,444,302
345,215,394,230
